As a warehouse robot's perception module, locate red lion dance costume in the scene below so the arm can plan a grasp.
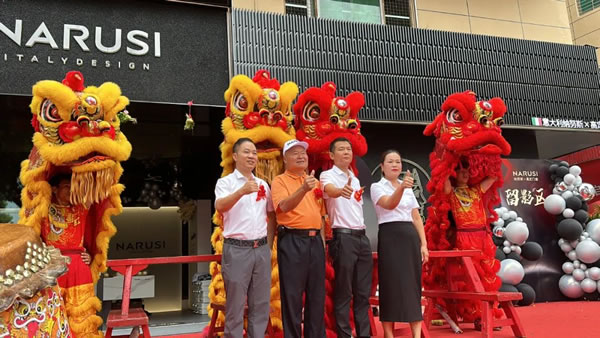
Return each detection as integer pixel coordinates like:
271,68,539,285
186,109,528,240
422,91,511,322
18,72,132,337
293,82,367,337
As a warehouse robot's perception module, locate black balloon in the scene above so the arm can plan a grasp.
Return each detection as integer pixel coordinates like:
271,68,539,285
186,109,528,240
566,196,582,211
559,161,569,167
507,252,522,261
516,283,536,306
550,174,557,181
521,242,543,261
581,202,589,211
556,166,569,178
496,247,506,261
549,164,558,174
493,236,505,246
149,198,161,210
557,219,583,240
500,283,519,293
575,209,589,224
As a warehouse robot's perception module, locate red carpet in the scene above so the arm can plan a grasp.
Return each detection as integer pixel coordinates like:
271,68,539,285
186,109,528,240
372,301,600,337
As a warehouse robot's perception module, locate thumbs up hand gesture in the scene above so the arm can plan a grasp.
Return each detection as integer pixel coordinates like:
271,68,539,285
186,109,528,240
340,177,354,199
302,170,318,192
240,178,259,195
401,170,414,189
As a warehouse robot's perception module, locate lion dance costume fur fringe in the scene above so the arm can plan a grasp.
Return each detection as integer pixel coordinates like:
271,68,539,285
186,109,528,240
294,82,367,337
422,91,511,322
208,70,298,332
18,71,132,337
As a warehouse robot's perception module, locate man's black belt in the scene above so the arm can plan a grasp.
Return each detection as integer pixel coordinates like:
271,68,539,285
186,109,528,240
278,226,320,237
224,236,268,248
333,228,366,236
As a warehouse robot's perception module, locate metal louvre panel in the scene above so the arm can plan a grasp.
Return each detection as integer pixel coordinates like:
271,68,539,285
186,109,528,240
231,10,600,125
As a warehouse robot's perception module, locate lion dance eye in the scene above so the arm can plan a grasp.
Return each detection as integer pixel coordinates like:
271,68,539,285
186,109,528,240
16,302,30,317
494,117,504,126
41,99,61,123
446,109,463,124
233,92,248,111
302,102,320,122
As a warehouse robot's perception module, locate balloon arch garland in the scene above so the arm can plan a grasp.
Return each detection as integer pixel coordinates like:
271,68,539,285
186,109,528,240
491,207,543,306
543,161,600,298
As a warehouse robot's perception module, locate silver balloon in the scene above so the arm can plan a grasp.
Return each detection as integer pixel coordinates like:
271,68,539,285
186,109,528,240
563,173,576,185
498,258,525,285
503,246,512,254
492,218,505,227
586,219,600,243
561,191,574,200
507,211,518,220
575,240,600,264
578,183,596,201
573,269,585,281
569,165,582,176
560,243,573,253
559,274,584,298
543,194,566,215
505,221,529,245
556,181,568,193
567,250,578,261
573,260,581,269
580,263,587,270
588,267,600,280
516,217,523,222
562,262,575,274
581,278,597,293
493,226,505,238
562,208,575,218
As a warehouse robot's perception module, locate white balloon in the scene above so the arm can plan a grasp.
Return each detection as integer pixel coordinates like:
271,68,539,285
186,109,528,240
508,211,518,220
575,240,600,264
493,218,505,227
585,219,600,243
569,165,582,176
501,212,511,220
499,207,508,214
503,240,511,247
585,270,590,278
562,262,575,274
563,174,576,185
498,259,525,285
567,250,578,261
567,185,575,191
581,278,597,293
543,194,566,215
588,267,600,280
580,264,587,270
559,274,584,298
503,246,512,254
514,246,522,255
558,238,566,246
505,221,529,245
561,191,574,200
553,188,560,195
570,240,580,248
560,243,573,253
582,232,589,238
573,269,585,281
562,208,575,218
516,217,523,222
573,260,581,269
510,245,518,251
574,176,583,187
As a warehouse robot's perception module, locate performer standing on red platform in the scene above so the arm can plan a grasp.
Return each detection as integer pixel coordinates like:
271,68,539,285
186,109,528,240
444,159,502,329
271,139,326,338
215,138,276,338
320,137,372,338
371,150,428,338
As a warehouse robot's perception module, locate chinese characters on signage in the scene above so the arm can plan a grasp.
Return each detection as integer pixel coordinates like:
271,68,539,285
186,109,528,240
505,188,545,207
532,117,600,129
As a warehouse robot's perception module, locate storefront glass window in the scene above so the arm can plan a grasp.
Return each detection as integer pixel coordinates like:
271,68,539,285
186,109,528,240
318,0,382,24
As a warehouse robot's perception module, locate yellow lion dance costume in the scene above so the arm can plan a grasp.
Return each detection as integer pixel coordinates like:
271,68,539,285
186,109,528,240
18,71,132,337
208,70,298,332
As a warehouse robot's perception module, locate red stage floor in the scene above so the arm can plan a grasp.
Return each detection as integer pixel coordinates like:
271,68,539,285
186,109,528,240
372,301,600,337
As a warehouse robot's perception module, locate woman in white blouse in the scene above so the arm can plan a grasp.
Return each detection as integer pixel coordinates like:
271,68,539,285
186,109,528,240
370,150,429,338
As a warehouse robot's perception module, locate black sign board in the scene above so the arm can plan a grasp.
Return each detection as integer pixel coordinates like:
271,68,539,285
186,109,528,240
0,0,229,106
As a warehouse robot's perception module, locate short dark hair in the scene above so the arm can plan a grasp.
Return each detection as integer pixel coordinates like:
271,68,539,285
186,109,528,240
233,137,255,153
381,149,401,163
329,137,351,153
49,173,71,187
455,157,470,171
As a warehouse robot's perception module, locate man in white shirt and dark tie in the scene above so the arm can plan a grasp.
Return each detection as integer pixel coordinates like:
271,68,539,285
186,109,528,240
320,137,372,338
214,137,276,338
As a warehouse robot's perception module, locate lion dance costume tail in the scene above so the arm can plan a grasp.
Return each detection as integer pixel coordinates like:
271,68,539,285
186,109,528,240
422,91,511,322
18,71,132,337
208,70,298,332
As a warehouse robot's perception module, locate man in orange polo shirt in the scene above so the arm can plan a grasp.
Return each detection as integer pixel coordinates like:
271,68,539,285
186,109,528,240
271,139,326,338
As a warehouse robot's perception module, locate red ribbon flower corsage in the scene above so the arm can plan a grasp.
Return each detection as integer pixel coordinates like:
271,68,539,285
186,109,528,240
354,187,365,202
313,188,323,200
256,185,266,201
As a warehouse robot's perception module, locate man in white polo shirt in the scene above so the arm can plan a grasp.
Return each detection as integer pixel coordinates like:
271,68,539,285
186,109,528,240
320,137,372,338
214,137,276,338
